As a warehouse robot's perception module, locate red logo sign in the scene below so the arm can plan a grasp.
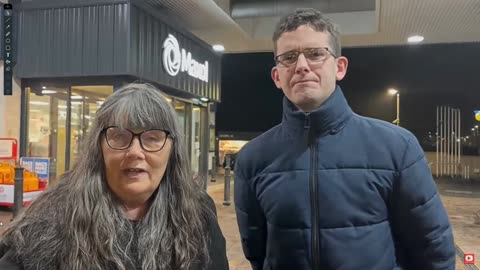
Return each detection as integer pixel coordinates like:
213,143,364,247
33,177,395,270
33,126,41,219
464,254,475,264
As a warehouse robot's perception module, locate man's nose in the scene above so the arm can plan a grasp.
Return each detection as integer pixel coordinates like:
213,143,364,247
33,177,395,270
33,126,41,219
295,53,311,74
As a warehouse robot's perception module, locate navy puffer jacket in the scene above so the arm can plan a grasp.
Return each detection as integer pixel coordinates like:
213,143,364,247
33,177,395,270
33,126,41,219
234,87,455,270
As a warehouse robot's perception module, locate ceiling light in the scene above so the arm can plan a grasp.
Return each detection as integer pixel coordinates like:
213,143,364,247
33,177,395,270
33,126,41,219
407,35,424,43
42,86,47,89
200,97,209,102
71,96,83,100
29,101,49,106
41,90,57,94
212,44,225,52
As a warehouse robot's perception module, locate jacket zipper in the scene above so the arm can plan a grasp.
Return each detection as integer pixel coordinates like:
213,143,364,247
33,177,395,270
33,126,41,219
305,115,320,269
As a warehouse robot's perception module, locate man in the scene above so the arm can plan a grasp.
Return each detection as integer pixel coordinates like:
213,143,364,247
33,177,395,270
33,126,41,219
234,8,455,270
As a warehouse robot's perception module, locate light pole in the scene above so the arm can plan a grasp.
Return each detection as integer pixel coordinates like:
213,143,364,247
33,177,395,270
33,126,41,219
388,88,400,126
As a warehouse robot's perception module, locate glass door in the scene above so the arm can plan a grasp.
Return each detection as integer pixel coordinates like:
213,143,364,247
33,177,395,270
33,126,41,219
172,99,186,140
26,87,68,184
26,85,113,183
69,86,113,165
191,105,202,181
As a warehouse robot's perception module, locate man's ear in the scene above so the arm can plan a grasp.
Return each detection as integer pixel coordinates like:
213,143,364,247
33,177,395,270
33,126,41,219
271,66,282,89
335,56,349,81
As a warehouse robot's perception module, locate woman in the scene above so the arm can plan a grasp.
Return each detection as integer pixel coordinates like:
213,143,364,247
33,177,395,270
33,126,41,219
0,83,229,270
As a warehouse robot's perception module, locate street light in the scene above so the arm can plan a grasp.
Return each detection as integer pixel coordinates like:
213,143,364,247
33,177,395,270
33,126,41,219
388,88,400,126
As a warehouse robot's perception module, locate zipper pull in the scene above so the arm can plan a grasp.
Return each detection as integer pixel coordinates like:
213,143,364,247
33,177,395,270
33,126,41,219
304,114,311,144
304,114,311,130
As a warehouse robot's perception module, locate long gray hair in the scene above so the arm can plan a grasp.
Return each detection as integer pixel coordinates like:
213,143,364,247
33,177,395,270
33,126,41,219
1,83,211,270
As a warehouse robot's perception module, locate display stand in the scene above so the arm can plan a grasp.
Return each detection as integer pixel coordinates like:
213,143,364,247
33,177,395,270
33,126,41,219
0,138,46,207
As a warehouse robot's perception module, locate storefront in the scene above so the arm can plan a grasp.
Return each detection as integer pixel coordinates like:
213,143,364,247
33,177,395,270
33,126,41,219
9,0,221,188
216,131,260,167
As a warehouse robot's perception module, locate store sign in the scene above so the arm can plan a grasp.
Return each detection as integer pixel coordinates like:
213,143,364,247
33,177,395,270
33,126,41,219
162,34,209,83
0,184,42,204
0,138,16,159
0,141,13,158
20,157,50,182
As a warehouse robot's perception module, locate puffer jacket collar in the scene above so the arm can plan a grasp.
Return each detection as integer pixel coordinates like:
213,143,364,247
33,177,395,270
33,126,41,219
282,85,354,137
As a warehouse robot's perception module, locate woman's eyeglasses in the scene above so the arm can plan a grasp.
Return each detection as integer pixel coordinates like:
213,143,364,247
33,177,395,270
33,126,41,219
102,126,171,152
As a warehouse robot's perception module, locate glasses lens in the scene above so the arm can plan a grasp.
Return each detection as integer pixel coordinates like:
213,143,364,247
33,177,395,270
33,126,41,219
278,52,298,65
140,130,168,151
106,127,132,149
306,48,328,62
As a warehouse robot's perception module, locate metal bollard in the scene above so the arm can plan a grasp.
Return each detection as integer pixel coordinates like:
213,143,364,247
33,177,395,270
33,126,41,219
13,166,24,219
223,155,231,206
211,156,216,182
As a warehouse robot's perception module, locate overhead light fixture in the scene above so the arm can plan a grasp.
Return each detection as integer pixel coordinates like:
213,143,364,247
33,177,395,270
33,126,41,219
71,95,83,100
200,97,209,102
190,98,200,103
71,101,83,105
212,44,225,52
42,86,47,89
388,88,398,95
29,101,49,106
407,35,424,43
41,90,57,94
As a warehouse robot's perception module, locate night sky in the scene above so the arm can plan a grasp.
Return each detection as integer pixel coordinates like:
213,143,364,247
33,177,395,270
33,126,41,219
216,42,480,143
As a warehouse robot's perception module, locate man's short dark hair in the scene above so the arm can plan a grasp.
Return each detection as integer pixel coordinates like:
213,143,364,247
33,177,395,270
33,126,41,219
272,8,341,56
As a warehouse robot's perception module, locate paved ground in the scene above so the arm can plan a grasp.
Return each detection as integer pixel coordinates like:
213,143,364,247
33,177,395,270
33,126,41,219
207,176,252,270
0,174,478,269
437,178,480,269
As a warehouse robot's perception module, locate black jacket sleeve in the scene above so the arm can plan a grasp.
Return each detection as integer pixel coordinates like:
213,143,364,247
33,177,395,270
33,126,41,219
204,194,229,270
0,248,23,270
234,155,267,270
389,139,455,269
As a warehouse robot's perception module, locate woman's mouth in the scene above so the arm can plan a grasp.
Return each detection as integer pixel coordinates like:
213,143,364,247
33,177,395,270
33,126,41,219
123,168,148,178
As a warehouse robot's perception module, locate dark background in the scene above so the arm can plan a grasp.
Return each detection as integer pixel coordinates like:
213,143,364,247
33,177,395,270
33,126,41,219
216,42,480,151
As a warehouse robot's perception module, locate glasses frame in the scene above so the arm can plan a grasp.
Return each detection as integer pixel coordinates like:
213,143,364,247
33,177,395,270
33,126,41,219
102,126,171,152
274,47,338,67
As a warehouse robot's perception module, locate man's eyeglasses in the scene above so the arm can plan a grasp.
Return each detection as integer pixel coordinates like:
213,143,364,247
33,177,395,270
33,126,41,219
274,47,337,67
102,126,171,152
